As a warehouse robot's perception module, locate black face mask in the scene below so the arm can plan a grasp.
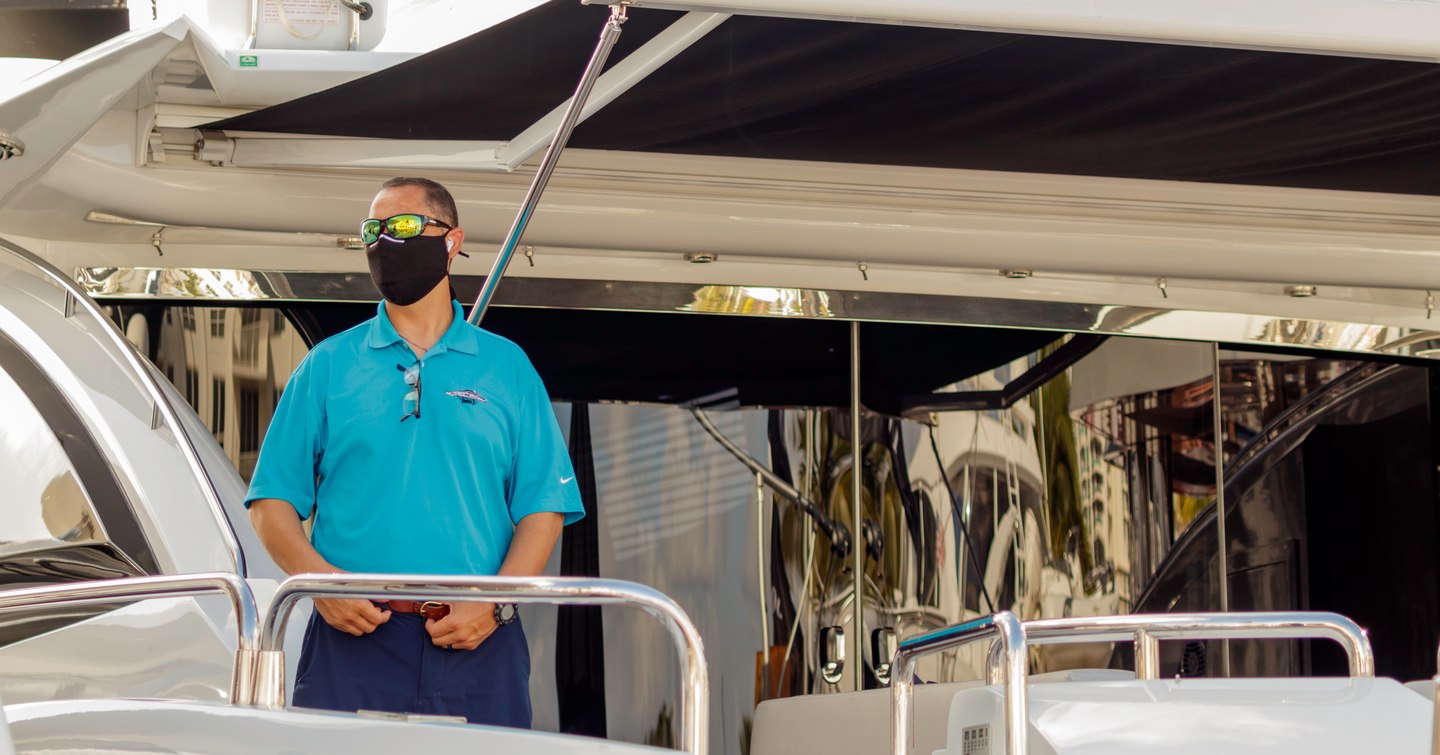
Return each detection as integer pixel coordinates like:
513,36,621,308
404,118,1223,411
366,233,450,306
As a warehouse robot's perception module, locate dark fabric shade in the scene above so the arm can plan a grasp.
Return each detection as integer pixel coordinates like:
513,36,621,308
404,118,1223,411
210,1,1440,195
297,302,1058,415
556,403,607,737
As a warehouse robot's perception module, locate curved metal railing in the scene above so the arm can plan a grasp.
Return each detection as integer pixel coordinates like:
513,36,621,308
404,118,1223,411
1020,611,1372,679
890,610,1375,755
0,237,245,576
891,612,1027,755
0,573,260,704
255,574,710,755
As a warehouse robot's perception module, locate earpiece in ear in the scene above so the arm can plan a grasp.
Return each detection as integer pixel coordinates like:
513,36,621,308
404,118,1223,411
447,240,454,250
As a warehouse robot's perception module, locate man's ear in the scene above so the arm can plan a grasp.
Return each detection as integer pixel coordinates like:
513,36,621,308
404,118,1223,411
445,228,464,258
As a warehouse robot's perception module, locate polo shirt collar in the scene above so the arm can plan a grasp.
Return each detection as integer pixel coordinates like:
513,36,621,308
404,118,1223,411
367,300,479,356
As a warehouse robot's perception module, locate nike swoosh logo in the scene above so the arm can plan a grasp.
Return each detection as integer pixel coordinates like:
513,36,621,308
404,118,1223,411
560,476,575,484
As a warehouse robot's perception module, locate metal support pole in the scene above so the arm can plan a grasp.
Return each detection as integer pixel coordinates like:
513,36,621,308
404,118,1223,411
1431,646,1439,755
469,5,628,326
1212,343,1231,676
757,471,772,701
851,319,864,691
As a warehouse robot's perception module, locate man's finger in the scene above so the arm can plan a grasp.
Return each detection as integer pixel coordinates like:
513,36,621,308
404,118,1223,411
424,614,457,638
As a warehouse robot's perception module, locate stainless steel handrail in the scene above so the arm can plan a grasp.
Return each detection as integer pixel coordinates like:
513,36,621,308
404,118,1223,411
890,610,1375,755
256,574,710,755
0,573,260,704
1018,611,1374,679
891,611,1026,755
0,237,245,577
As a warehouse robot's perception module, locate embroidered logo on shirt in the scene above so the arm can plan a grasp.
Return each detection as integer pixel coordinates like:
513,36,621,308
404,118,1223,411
446,389,488,405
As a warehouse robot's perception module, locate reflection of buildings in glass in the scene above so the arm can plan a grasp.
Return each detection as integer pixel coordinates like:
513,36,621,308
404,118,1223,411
152,307,307,481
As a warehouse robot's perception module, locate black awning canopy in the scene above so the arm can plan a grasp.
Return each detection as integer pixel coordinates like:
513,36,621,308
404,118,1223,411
298,301,1059,415
212,1,1440,196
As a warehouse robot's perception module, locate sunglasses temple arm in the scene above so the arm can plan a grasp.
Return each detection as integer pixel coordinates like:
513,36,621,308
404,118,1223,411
468,5,628,327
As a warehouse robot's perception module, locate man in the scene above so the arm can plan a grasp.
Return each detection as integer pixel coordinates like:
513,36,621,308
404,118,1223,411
245,176,583,728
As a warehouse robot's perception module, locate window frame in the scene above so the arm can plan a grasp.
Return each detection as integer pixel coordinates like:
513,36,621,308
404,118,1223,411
0,327,159,578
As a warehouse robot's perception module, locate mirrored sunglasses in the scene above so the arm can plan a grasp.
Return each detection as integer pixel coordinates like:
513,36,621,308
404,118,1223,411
361,214,453,245
397,363,421,422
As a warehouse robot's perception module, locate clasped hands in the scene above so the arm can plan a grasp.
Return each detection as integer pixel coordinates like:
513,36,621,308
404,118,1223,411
313,597,499,650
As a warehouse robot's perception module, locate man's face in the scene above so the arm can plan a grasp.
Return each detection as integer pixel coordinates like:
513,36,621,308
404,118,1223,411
368,185,464,258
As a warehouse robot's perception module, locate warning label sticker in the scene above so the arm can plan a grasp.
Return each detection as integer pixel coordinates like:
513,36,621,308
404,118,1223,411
262,0,342,25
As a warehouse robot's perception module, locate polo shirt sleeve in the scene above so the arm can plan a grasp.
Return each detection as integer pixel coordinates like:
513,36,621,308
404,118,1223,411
244,353,326,520
508,358,585,526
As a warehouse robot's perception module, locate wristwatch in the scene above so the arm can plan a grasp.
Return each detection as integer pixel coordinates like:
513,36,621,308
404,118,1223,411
493,602,519,626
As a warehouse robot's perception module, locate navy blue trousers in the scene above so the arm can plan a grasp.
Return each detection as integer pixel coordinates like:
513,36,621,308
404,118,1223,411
292,610,531,728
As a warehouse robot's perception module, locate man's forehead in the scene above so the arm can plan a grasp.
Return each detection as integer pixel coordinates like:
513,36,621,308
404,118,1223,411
370,186,435,216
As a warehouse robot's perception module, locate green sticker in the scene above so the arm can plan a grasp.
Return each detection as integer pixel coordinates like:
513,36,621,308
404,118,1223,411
238,55,258,68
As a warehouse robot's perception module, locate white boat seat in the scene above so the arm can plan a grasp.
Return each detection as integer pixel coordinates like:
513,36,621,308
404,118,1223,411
943,677,1431,755
751,680,982,755
1403,679,1435,700
750,669,1133,755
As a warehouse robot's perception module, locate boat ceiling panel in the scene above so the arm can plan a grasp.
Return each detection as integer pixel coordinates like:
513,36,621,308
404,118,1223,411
207,1,1440,196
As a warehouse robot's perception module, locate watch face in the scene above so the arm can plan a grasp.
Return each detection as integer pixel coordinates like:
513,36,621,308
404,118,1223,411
494,603,518,624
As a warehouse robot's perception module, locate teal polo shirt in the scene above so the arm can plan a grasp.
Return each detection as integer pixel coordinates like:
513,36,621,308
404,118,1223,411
245,300,584,576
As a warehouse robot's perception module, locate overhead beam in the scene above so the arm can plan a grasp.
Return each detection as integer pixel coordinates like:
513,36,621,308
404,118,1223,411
583,0,1440,62
211,133,508,171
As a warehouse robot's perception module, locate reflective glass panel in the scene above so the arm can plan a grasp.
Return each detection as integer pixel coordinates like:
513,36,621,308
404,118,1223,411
0,364,104,553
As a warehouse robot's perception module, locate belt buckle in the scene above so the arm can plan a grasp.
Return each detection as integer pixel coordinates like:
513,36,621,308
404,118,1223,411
418,601,450,620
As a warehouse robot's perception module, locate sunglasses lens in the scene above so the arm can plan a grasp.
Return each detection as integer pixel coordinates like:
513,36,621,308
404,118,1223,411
360,219,383,244
386,214,425,239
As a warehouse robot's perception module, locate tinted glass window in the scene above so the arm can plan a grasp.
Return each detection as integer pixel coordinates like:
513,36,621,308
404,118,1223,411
0,364,106,554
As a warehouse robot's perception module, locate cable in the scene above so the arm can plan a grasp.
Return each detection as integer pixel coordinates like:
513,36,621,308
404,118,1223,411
929,424,995,614
776,515,820,694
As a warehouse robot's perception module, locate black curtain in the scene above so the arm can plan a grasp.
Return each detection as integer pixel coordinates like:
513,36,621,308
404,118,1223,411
556,402,607,736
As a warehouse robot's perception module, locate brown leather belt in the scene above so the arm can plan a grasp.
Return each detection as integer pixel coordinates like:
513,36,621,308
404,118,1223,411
377,600,451,620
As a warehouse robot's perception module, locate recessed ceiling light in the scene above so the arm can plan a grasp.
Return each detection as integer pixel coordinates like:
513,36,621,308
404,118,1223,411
685,252,718,263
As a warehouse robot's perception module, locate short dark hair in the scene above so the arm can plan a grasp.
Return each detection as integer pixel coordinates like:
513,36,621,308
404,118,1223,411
379,176,458,227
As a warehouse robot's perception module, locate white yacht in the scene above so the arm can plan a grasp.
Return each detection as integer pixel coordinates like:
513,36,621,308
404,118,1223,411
0,1,1437,753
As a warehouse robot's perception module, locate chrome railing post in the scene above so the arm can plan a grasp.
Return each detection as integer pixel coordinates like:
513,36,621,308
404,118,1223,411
891,612,1026,755
1133,628,1160,680
257,574,709,755
0,573,260,704
1432,645,1439,755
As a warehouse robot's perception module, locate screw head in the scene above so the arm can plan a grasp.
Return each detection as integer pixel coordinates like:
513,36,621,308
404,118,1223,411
1284,285,1318,298
1000,269,1033,279
684,252,718,263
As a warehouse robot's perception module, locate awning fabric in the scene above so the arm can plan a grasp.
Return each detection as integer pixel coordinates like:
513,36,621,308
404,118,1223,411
210,1,1440,195
299,302,1058,414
